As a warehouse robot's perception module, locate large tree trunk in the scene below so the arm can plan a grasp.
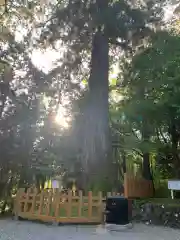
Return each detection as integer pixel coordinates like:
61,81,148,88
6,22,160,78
80,29,113,191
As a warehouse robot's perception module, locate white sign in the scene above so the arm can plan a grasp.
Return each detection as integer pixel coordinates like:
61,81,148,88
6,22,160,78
52,180,59,189
168,180,180,190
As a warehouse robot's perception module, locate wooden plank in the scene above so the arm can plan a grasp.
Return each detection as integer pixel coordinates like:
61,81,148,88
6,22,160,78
88,191,92,219
98,191,103,221
55,191,60,219
31,189,37,214
38,190,44,215
124,173,128,198
78,191,83,217
125,173,153,198
46,190,52,216
17,212,56,222
18,213,101,224
13,188,24,215
67,190,72,218
72,196,81,200
23,189,31,213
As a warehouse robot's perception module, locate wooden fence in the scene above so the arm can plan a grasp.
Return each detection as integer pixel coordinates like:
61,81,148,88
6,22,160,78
13,174,153,224
124,173,154,198
14,188,107,224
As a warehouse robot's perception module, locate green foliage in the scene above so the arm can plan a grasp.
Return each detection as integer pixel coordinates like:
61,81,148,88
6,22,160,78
134,198,180,208
110,28,180,184
1,0,180,209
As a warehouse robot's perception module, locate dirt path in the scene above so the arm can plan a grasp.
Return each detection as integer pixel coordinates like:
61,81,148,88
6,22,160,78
0,220,180,240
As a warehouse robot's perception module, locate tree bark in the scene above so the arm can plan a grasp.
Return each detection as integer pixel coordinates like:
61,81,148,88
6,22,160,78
142,120,153,181
170,121,180,178
80,29,113,191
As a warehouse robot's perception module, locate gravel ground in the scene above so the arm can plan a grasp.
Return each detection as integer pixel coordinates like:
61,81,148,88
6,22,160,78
0,220,180,240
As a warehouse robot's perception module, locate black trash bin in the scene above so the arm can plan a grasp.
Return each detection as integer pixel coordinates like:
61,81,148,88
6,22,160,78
105,196,130,225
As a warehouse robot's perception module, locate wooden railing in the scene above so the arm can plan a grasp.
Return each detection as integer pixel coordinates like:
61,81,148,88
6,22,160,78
14,188,106,224
124,173,154,198
13,175,153,224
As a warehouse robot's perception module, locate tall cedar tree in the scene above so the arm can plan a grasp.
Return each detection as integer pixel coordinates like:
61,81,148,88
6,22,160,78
40,0,154,188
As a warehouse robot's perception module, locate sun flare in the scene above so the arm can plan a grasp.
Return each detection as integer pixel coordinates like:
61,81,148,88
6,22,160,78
55,105,71,129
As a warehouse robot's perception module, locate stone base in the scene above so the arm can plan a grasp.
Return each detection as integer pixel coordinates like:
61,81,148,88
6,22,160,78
13,215,19,221
133,202,180,228
105,223,133,231
52,221,59,226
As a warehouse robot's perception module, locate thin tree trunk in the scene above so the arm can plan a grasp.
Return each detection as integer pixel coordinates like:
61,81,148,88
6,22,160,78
170,121,180,178
170,122,180,198
142,121,155,196
142,120,153,181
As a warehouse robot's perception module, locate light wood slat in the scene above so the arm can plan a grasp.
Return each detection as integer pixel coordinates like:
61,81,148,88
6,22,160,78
88,191,92,219
38,190,44,215
55,191,60,218
23,188,31,213
78,191,83,217
67,191,72,218
31,188,38,214
46,190,52,216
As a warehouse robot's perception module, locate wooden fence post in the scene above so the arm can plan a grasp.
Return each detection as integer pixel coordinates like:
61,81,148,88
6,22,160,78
31,188,37,215
88,191,92,219
67,190,72,219
124,173,128,198
78,191,83,217
38,190,44,216
54,190,60,219
23,188,31,213
98,191,103,222
13,188,22,218
46,190,52,216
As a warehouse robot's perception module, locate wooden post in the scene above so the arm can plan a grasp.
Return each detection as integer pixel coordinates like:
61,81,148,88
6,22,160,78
23,188,30,213
124,173,128,198
98,191,103,222
13,190,18,215
78,191,83,217
46,190,52,216
31,188,37,214
38,190,44,215
13,188,22,218
88,191,92,219
52,189,57,214
55,190,60,219
67,190,72,218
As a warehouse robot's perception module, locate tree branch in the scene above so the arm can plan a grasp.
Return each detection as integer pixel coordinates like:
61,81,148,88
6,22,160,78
109,39,132,51
132,129,141,140
158,127,168,144
132,148,143,157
